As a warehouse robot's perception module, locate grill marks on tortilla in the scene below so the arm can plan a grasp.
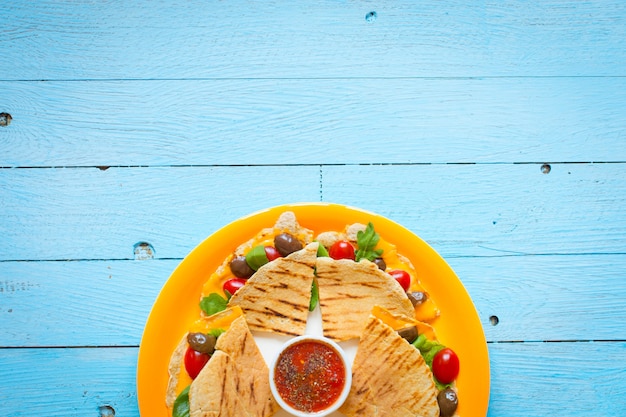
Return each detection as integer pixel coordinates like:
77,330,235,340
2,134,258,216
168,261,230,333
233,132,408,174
316,257,415,341
190,316,278,417
228,242,318,336
339,316,439,417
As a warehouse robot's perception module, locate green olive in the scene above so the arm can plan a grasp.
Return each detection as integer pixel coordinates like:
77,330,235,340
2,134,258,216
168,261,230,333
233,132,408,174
245,245,270,271
437,388,458,417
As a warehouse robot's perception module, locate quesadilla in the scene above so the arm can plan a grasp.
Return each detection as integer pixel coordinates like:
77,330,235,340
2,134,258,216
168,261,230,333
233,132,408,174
189,315,278,417
339,315,439,417
315,257,415,341
227,242,318,336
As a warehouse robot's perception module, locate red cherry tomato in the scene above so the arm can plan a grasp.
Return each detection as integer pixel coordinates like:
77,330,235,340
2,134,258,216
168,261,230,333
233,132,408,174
184,346,210,379
432,347,460,384
264,246,282,261
329,240,355,260
223,278,247,296
389,269,411,292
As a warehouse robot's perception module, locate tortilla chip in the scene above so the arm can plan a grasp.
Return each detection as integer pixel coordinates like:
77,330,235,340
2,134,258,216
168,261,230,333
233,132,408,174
227,242,318,336
339,315,439,417
315,258,415,341
189,316,278,417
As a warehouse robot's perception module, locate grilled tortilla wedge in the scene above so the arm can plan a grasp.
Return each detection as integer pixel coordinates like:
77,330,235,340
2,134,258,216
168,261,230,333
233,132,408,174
189,315,278,417
315,257,415,341
339,315,439,417
227,242,318,336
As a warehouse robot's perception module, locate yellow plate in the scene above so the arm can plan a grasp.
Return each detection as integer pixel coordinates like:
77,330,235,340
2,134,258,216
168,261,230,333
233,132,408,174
137,203,490,416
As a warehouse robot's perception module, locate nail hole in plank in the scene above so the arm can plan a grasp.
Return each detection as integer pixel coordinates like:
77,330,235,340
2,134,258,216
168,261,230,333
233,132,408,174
365,11,377,22
134,242,155,260
0,112,12,127
99,405,115,417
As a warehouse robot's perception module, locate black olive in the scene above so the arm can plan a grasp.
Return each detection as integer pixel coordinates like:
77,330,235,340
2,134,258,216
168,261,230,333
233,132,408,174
187,332,217,355
273,233,303,256
407,291,427,307
230,255,254,278
373,257,386,271
437,388,458,417
397,325,418,343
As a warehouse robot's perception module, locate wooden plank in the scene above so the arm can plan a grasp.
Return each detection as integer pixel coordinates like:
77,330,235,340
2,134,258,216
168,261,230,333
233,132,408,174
0,165,321,261
0,259,177,347
1,254,624,347
486,341,626,416
0,342,624,416
1,163,624,261
2,1,625,80
2,77,626,166
321,163,626,257
450,255,626,343
0,347,140,416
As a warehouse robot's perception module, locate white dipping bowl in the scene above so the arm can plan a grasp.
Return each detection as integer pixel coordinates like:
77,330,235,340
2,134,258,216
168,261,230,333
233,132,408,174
269,335,352,417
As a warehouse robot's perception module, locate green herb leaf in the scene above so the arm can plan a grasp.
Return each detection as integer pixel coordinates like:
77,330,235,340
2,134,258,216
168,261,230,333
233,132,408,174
355,222,384,262
199,293,228,316
309,279,319,311
435,379,453,391
412,334,445,367
411,333,452,389
172,385,190,417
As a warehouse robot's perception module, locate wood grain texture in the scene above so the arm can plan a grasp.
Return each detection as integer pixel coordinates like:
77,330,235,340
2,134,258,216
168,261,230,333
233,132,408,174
2,1,625,80
321,163,626,257
0,259,176,347
1,342,624,416
1,77,625,166
1,254,624,347
1,163,624,260
0,166,321,261
450,255,626,342
486,341,626,416
0,347,139,416
2,1,626,416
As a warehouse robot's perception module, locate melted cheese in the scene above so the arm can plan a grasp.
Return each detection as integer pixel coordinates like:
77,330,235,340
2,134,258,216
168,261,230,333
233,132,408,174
371,305,437,340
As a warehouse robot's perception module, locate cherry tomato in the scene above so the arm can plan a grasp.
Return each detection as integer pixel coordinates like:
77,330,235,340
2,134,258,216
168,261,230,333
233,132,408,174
389,269,411,292
432,347,460,384
329,240,355,260
184,346,210,379
264,246,282,261
223,278,247,296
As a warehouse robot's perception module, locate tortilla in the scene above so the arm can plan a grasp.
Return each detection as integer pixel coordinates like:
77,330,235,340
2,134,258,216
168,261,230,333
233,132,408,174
189,351,248,417
227,242,318,336
315,257,415,341
165,333,189,408
339,315,440,417
189,316,278,417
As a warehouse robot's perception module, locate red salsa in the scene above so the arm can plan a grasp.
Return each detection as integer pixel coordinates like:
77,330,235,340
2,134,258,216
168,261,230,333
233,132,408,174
274,340,346,413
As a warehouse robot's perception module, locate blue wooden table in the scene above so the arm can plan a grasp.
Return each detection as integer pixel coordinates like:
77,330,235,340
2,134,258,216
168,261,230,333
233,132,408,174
2,1,625,416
